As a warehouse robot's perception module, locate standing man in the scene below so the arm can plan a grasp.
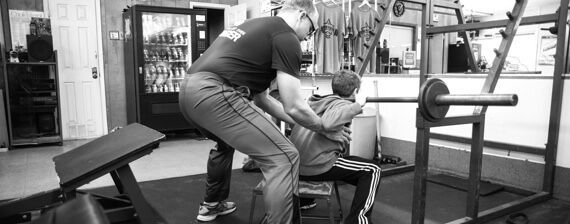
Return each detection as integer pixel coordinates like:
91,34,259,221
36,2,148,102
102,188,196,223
179,0,351,223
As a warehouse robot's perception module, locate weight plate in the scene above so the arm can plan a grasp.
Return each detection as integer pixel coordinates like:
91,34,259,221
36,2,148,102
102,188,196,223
418,78,450,121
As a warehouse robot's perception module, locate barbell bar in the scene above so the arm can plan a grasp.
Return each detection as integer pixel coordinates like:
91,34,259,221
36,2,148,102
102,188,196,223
358,78,518,122
366,96,418,102
433,94,518,106
366,94,518,105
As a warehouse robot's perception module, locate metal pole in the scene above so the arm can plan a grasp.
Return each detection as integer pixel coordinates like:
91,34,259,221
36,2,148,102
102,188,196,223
435,94,518,106
454,0,479,73
364,94,517,106
412,109,430,224
366,96,418,102
466,117,485,220
474,0,528,114
419,0,430,85
115,164,161,224
543,0,569,193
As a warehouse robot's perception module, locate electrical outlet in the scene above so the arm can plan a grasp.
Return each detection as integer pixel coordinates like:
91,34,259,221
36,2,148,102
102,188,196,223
109,31,120,40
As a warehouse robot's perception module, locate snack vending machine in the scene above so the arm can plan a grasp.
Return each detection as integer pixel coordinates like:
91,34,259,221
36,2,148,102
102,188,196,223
123,5,208,132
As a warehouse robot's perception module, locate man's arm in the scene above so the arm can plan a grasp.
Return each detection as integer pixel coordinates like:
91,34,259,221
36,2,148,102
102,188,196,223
275,71,351,144
253,89,297,125
275,71,326,131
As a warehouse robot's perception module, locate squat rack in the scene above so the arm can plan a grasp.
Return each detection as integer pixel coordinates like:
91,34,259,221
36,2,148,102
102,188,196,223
419,0,568,223
353,0,569,223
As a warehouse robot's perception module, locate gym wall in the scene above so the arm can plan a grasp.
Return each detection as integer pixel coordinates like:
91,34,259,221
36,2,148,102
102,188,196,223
301,71,570,201
358,75,570,201
100,0,239,131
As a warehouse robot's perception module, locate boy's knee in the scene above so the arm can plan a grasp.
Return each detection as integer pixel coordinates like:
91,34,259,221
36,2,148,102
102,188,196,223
375,166,381,173
367,164,381,176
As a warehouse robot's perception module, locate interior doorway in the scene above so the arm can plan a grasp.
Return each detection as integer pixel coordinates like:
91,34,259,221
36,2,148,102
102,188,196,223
205,8,224,45
190,2,248,49
48,0,107,140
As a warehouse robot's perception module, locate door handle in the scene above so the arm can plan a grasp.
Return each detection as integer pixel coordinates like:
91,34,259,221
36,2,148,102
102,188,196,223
92,67,98,79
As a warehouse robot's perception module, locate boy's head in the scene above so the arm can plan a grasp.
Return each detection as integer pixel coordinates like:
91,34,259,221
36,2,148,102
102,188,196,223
331,70,361,98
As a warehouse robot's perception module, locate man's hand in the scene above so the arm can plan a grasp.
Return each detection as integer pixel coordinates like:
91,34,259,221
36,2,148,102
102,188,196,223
319,126,352,145
355,90,367,107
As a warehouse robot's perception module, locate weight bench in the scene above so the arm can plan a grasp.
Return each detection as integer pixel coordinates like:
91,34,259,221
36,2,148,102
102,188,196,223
31,194,109,224
0,123,166,224
249,180,343,224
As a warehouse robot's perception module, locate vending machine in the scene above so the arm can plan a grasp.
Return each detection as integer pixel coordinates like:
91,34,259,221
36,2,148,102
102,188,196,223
123,5,208,132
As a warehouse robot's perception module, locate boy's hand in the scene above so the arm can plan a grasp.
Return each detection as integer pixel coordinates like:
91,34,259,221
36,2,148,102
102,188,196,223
355,90,367,107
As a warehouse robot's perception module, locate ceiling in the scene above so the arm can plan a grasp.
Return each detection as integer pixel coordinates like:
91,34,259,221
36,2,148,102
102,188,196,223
461,0,560,16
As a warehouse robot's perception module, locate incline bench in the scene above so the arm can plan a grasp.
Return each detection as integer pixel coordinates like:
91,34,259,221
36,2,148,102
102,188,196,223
0,123,166,224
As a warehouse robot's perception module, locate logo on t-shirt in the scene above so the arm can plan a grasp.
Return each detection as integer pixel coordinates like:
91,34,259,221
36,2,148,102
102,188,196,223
359,23,373,41
220,28,246,42
320,19,340,39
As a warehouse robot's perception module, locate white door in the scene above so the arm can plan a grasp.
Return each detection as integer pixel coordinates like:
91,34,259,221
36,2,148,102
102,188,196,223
49,0,105,139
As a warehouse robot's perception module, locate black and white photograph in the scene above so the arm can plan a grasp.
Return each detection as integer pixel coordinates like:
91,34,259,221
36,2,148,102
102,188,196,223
0,0,569,224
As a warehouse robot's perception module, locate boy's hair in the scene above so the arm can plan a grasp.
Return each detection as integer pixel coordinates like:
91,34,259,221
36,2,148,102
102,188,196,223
331,70,361,97
280,0,316,14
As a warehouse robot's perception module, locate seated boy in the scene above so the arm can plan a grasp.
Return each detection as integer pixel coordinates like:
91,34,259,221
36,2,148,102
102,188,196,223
289,69,381,224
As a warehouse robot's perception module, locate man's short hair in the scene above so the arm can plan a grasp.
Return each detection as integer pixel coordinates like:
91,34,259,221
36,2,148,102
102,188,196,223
332,70,361,97
280,0,316,14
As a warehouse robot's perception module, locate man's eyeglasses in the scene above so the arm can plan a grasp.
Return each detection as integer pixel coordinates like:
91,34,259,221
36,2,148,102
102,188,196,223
305,14,316,37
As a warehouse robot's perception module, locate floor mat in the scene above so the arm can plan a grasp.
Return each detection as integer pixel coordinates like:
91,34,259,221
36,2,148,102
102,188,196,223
86,170,528,224
427,174,504,196
88,170,263,224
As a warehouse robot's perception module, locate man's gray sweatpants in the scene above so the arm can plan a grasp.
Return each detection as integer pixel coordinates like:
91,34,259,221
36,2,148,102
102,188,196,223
179,72,300,224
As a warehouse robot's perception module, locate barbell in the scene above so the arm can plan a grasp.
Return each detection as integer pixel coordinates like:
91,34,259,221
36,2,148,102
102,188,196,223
362,78,518,122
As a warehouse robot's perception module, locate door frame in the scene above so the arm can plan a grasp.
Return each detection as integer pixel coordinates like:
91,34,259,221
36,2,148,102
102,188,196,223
189,2,230,10
44,0,108,137
94,0,108,135
189,2,230,28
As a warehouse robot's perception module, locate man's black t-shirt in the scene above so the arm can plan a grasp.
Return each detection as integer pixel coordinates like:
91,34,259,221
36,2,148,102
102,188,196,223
188,17,302,95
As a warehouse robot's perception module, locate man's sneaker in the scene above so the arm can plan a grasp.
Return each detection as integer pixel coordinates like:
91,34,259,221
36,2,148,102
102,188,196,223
197,201,237,222
299,198,317,210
